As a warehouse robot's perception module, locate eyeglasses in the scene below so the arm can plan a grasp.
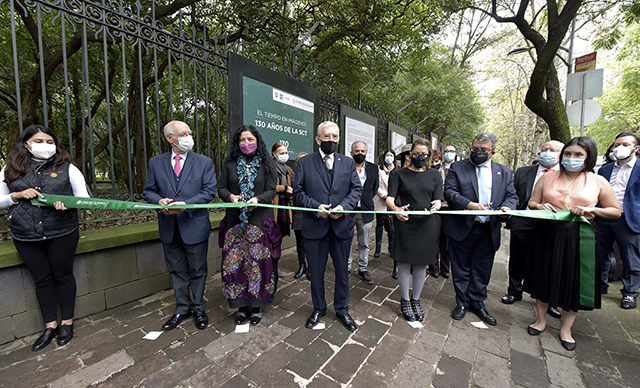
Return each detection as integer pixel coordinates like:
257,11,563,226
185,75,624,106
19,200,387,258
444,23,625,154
171,131,192,138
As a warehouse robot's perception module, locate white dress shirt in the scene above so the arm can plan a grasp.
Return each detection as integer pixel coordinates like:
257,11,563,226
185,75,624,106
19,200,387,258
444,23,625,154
319,149,334,170
171,150,189,171
610,156,636,210
474,160,492,222
356,164,367,207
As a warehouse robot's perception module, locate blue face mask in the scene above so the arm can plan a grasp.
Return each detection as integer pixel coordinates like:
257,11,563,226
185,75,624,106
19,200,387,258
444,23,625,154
384,155,394,165
539,151,559,167
561,158,585,172
443,152,455,162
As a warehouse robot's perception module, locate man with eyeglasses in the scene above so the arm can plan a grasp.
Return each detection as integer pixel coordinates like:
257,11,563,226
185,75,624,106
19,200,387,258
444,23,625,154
443,146,457,170
443,133,518,326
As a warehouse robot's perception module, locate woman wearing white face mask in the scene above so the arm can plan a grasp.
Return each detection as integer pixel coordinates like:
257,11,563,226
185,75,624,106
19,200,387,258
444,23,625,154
271,142,294,242
374,149,397,278
0,125,89,351
526,136,620,351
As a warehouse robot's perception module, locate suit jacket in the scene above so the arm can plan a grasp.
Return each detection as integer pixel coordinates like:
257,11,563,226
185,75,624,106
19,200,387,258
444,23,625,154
358,161,379,223
142,152,217,244
293,152,363,240
598,160,640,233
506,164,538,231
443,159,518,250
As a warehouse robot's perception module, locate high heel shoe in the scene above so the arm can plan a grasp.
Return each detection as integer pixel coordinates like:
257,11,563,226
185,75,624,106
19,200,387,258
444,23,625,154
410,298,424,322
400,299,416,322
294,263,307,279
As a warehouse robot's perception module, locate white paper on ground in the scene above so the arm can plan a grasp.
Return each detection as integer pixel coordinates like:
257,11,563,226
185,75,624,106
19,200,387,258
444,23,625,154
235,324,250,333
471,321,489,329
407,321,424,329
312,322,326,330
143,331,163,340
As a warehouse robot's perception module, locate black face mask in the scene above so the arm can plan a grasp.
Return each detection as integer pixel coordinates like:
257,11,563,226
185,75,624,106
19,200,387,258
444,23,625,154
432,163,441,170
411,154,429,168
470,149,490,165
320,141,338,155
353,154,366,164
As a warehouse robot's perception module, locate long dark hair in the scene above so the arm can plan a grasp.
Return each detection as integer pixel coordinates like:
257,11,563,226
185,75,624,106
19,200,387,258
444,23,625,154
560,136,598,173
228,125,274,176
378,149,396,170
3,125,73,185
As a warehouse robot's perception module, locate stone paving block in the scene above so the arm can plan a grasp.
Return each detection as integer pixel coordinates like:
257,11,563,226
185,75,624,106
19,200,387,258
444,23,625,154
80,329,142,367
190,348,255,387
472,350,510,388
443,324,478,363
135,240,167,278
509,319,543,357
578,362,624,388
259,369,301,388
49,350,134,388
125,326,184,362
242,342,300,384
111,311,164,336
166,328,222,362
279,291,312,311
407,330,446,367
279,306,313,330
241,323,292,356
0,266,26,318
142,350,212,388
323,342,370,384
214,314,241,335
539,329,576,356
545,351,586,388
477,326,510,359
90,300,142,322
349,299,378,323
591,317,640,358
363,286,394,305
105,273,170,309
284,325,324,349
370,300,399,323
319,320,352,346
424,308,452,336
259,306,292,328
348,287,370,307
368,333,411,372
75,291,107,319
387,317,419,342
609,353,640,388
87,245,138,292
431,353,472,388
221,374,257,388
95,351,171,388
286,338,335,379
349,362,394,388
203,326,264,361
11,356,83,388
510,349,549,388
389,354,434,388
351,318,389,348
307,373,341,388
431,292,456,314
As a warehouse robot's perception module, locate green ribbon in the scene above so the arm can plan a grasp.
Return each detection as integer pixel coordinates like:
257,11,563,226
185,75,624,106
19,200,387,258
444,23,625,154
31,193,597,308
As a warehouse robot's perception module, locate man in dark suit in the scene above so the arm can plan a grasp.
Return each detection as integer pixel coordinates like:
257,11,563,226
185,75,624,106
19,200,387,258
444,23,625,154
347,141,379,284
501,141,563,318
142,120,217,331
598,132,640,309
294,121,363,331
444,133,518,326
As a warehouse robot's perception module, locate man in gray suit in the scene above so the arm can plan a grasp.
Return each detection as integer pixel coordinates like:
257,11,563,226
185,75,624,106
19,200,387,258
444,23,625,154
143,120,217,331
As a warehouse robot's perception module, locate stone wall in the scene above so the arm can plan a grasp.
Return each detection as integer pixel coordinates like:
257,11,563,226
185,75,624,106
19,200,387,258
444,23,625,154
0,224,295,345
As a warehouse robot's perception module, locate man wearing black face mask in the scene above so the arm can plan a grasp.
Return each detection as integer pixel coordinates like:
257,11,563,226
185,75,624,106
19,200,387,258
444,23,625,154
443,133,518,326
347,141,379,284
294,121,363,332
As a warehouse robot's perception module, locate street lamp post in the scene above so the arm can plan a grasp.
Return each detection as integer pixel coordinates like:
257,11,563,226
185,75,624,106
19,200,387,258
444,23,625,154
395,100,415,122
358,74,379,109
291,21,323,79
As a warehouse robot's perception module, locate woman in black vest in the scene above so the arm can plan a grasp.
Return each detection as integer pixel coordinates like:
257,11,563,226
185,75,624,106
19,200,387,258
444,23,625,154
0,125,89,351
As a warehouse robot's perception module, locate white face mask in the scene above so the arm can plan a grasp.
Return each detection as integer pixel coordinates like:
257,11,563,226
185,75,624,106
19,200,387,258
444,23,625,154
28,142,57,159
277,154,289,164
613,146,633,161
173,135,194,152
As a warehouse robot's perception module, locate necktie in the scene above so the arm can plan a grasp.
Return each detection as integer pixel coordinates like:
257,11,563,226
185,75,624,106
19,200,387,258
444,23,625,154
174,155,182,177
324,155,332,170
477,165,489,223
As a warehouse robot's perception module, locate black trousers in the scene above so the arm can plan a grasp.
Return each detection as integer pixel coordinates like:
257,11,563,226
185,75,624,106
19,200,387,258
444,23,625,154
506,218,537,297
14,229,80,323
162,220,209,315
430,215,451,275
294,229,306,266
304,227,351,315
374,213,395,258
449,222,495,309
597,215,640,298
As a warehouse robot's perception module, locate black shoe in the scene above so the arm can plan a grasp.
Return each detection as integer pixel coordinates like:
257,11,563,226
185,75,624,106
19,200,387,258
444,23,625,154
56,324,74,346
357,270,373,285
337,313,358,331
501,294,522,305
32,327,59,352
547,307,562,319
374,247,381,258
527,325,544,336
621,296,637,309
194,310,208,330
451,305,466,320
441,271,449,279
411,299,424,322
235,307,249,325
401,299,416,322
559,334,576,351
429,271,440,278
391,262,398,280
294,264,307,279
601,287,608,295
250,307,262,326
470,307,497,326
306,272,311,281
348,269,351,275
305,311,326,329
162,312,192,331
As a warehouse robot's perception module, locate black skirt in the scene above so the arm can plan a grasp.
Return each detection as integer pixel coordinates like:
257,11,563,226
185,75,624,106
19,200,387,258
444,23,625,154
394,215,437,266
523,220,600,312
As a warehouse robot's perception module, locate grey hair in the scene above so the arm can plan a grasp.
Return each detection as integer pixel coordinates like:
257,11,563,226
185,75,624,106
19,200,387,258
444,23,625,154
351,141,367,151
163,122,175,137
316,121,339,136
473,133,498,149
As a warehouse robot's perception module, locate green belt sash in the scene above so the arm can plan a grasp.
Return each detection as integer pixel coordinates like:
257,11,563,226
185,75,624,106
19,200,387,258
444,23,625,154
31,193,596,308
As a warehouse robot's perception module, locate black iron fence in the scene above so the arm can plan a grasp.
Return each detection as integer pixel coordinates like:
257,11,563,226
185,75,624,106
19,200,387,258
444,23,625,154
0,0,412,239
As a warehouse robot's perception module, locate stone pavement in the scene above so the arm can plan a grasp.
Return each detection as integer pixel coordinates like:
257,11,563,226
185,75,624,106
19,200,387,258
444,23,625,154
0,231,639,388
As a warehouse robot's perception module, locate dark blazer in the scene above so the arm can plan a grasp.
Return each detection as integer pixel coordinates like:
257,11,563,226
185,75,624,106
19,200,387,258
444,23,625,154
142,152,217,245
358,161,380,223
506,164,537,231
443,159,518,250
294,152,363,240
598,161,640,233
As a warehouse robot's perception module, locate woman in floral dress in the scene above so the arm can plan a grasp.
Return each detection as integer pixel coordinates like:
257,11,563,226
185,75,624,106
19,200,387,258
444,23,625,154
218,125,281,326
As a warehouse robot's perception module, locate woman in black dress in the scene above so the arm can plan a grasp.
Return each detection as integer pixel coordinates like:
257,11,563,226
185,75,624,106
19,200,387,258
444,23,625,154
218,125,281,326
386,139,443,322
